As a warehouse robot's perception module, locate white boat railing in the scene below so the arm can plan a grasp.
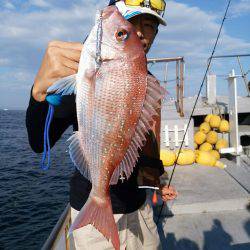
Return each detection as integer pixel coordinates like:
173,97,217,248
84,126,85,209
42,203,71,250
147,57,185,117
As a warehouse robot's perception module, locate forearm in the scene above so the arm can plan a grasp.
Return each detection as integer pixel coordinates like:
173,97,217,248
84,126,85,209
26,93,49,153
26,89,74,153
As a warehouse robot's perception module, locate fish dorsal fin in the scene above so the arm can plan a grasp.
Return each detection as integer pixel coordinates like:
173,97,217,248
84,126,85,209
109,75,166,185
68,131,92,182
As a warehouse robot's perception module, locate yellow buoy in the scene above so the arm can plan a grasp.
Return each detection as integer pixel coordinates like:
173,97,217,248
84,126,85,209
215,139,228,150
205,114,213,123
175,149,195,165
209,115,221,129
195,151,217,166
219,119,230,133
210,150,220,160
199,122,211,134
160,149,176,166
206,131,218,144
194,131,206,145
199,142,213,152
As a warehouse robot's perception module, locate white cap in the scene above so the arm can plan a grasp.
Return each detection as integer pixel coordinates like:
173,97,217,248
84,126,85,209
115,1,166,26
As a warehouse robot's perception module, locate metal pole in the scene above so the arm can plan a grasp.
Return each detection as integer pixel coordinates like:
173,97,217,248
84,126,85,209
209,54,250,60
176,60,180,113
222,69,242,156
237,56,250,96
147,57,184,63
180,60,184,117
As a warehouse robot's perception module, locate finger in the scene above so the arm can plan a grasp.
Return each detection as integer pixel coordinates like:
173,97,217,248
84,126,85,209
162,193,177,200
162,195,176,202
60,65,77,77
50,40,83,51
63,49,81,62
55,47,81,62
161,189,176,196
62,56,79,72
162,189,178,196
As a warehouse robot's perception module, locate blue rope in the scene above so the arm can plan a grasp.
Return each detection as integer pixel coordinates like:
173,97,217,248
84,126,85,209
40,104,54,170
40,94,61,170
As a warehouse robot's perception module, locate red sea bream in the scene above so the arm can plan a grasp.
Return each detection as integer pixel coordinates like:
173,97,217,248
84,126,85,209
47,5,165,250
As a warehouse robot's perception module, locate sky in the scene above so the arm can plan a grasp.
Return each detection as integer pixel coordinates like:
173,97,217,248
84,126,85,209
0,0,250,109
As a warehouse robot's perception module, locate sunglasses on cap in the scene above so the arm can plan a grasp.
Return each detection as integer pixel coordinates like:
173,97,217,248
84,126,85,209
109,0,166,17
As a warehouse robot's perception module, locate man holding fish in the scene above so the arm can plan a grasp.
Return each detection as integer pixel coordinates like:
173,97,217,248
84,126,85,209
26,0,177,249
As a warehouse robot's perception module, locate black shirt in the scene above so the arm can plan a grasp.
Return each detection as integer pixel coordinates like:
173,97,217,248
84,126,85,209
26,92,164,213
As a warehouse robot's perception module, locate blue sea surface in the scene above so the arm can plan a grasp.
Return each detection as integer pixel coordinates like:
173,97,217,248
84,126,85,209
0,110,74,250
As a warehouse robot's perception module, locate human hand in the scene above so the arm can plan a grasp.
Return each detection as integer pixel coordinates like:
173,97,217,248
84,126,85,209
32,40,83,102
160,185,178,202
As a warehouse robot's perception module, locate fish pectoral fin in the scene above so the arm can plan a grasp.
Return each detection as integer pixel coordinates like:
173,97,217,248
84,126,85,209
69,195,120,250
110,74,166,185
68,131,91,182
47,74,77,95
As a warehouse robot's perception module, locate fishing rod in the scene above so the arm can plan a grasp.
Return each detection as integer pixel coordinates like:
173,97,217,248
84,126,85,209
156,0,232,225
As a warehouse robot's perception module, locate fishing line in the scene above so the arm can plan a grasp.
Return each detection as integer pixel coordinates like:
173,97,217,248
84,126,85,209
96,10,103,69
156,0,232,225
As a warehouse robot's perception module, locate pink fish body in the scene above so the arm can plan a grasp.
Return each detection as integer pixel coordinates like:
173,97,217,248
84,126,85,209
48,5,165,250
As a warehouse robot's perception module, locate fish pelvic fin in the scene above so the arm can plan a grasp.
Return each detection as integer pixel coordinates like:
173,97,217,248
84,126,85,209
69,195,120,250
47,74,77,95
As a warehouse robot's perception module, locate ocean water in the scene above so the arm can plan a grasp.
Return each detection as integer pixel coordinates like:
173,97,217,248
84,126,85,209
0,110,75,250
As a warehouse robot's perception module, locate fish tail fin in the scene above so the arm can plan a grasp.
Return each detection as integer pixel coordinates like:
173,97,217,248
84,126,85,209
69,195,120,250
47,74,77,95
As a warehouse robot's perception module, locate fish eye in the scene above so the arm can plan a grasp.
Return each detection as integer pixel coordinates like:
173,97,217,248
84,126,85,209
115,29,129,42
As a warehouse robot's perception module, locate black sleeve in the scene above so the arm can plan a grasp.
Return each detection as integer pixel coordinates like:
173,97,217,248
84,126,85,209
138,155,164,176
25,88,76,153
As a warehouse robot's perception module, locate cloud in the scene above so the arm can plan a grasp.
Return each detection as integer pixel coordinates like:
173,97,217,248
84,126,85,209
0,0,250,109
3,1,15,10
0,57,10,66
230,0,250,17
28,0,51,8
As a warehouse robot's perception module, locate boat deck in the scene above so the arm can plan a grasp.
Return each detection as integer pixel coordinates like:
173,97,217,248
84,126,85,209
156,156,250,249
